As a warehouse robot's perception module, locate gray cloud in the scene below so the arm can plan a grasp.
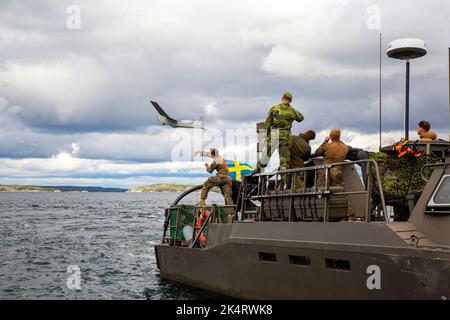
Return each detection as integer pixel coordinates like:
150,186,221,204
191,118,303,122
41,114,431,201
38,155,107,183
0,0,448,185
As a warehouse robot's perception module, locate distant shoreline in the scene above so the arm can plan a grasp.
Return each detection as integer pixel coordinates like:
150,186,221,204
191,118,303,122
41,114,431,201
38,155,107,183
0,185,127,193
127,184,195,193
0,186,59,192
0,184,197,193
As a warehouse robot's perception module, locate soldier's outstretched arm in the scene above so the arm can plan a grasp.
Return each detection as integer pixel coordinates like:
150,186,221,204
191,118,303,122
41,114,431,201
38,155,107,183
195,151,212,158
294,109,304,122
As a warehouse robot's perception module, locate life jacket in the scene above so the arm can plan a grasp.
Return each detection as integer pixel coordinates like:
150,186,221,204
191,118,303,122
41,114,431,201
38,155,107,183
395,140,422,158
196,210,210,247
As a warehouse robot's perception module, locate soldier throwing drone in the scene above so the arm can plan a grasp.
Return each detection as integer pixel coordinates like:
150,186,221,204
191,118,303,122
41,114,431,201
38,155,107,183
195,148,233,209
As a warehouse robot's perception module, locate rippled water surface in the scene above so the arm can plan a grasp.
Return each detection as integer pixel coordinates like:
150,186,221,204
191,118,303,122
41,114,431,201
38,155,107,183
0,192,223,300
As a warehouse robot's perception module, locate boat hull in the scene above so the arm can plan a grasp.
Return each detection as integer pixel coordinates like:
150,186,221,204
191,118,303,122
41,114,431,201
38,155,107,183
155,222,450,300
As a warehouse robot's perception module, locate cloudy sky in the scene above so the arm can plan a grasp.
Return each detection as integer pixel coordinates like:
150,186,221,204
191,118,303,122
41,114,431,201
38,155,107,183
0,0,449,188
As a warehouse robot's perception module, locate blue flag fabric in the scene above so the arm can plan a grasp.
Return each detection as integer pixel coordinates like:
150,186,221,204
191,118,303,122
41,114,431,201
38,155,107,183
226,160,253,181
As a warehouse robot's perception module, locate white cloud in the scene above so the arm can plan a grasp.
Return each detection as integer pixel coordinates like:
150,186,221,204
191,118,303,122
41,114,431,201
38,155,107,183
0,0,448,186
0,55,111,124
204,102,219,116
0,152,205,178
261,45,400,78
71,142,80,155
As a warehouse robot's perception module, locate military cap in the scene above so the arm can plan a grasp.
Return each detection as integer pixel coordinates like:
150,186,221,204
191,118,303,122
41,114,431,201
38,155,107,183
282,92,293,100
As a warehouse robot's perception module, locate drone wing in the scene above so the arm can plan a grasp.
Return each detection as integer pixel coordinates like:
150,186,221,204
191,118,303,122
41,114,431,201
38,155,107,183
150,101,177,122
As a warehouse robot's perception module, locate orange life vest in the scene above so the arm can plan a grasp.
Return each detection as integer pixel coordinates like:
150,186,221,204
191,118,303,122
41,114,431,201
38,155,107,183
196,210,210,247
395,141,422,158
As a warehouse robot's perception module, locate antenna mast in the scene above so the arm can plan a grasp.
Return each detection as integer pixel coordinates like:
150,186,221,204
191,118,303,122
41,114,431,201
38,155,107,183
379,33,382,150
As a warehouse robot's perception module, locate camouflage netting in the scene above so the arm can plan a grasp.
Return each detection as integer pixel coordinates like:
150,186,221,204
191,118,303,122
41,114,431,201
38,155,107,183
369,152,440,195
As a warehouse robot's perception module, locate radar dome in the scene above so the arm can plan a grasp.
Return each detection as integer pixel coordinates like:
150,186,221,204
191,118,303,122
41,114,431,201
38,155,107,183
387,38,427,60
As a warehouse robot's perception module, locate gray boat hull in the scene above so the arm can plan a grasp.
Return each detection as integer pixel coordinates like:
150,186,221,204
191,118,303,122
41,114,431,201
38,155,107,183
155,222,450,300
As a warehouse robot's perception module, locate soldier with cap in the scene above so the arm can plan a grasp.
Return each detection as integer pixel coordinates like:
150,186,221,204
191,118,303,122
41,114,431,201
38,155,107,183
315,129,349,187
195,148,233,209
254,92,304,173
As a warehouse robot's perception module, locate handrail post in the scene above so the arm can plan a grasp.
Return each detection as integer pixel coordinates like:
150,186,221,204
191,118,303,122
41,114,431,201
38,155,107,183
190,211,212,248
288,171,295,221
371,160,389,223
323,165,330,222
174,207,181,246
241,177,248,221
258,175,264,221
365,161,372,222
162,208,169,244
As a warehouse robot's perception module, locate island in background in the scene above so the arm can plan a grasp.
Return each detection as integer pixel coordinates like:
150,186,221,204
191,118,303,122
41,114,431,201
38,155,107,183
0,185,127,192
0,185,59,192
0,184,210,193
127,184,195,193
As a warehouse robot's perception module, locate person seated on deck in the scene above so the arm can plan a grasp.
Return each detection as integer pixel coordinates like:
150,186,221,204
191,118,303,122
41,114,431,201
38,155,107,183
315,129,349,187
286,130,316,189
417,120,438,142
195,148,233,209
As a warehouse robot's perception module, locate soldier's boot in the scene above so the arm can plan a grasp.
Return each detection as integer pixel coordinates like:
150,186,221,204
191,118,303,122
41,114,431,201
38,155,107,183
197,199,206,208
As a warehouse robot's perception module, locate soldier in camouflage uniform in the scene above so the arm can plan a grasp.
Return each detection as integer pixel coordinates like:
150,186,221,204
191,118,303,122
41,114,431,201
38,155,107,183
196,148,233,209
286,130,316,189
255,92,304,173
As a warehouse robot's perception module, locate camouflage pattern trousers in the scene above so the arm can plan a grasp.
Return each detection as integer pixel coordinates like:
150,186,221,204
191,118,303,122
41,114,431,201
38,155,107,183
317,167,355,221
256,139,291,171
285,171,305,190
201,174,234,206
317,166,344,187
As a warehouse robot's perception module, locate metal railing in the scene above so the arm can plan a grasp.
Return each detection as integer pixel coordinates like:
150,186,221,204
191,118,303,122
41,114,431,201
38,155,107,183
239,159,388,223
420,162,450,182
161,160,390,248
162,204,236,248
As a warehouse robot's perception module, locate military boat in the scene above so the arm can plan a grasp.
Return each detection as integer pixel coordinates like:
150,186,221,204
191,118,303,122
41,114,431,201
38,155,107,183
154,139,450,299
155,44,450,299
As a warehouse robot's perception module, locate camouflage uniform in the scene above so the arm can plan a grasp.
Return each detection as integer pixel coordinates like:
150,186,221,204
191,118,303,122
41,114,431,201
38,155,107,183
201,155,233,207
257,102,304,171
286,134,312,189
315,139,349,187
369,151,439,195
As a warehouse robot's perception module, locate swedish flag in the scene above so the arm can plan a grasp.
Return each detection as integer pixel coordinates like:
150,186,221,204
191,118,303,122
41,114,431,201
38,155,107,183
226,160,253,181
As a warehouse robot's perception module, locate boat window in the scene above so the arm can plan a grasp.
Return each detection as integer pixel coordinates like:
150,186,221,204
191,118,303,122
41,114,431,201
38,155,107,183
432,175,450,205
289,255,311,266
259,252,277,263
325,258,351,271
